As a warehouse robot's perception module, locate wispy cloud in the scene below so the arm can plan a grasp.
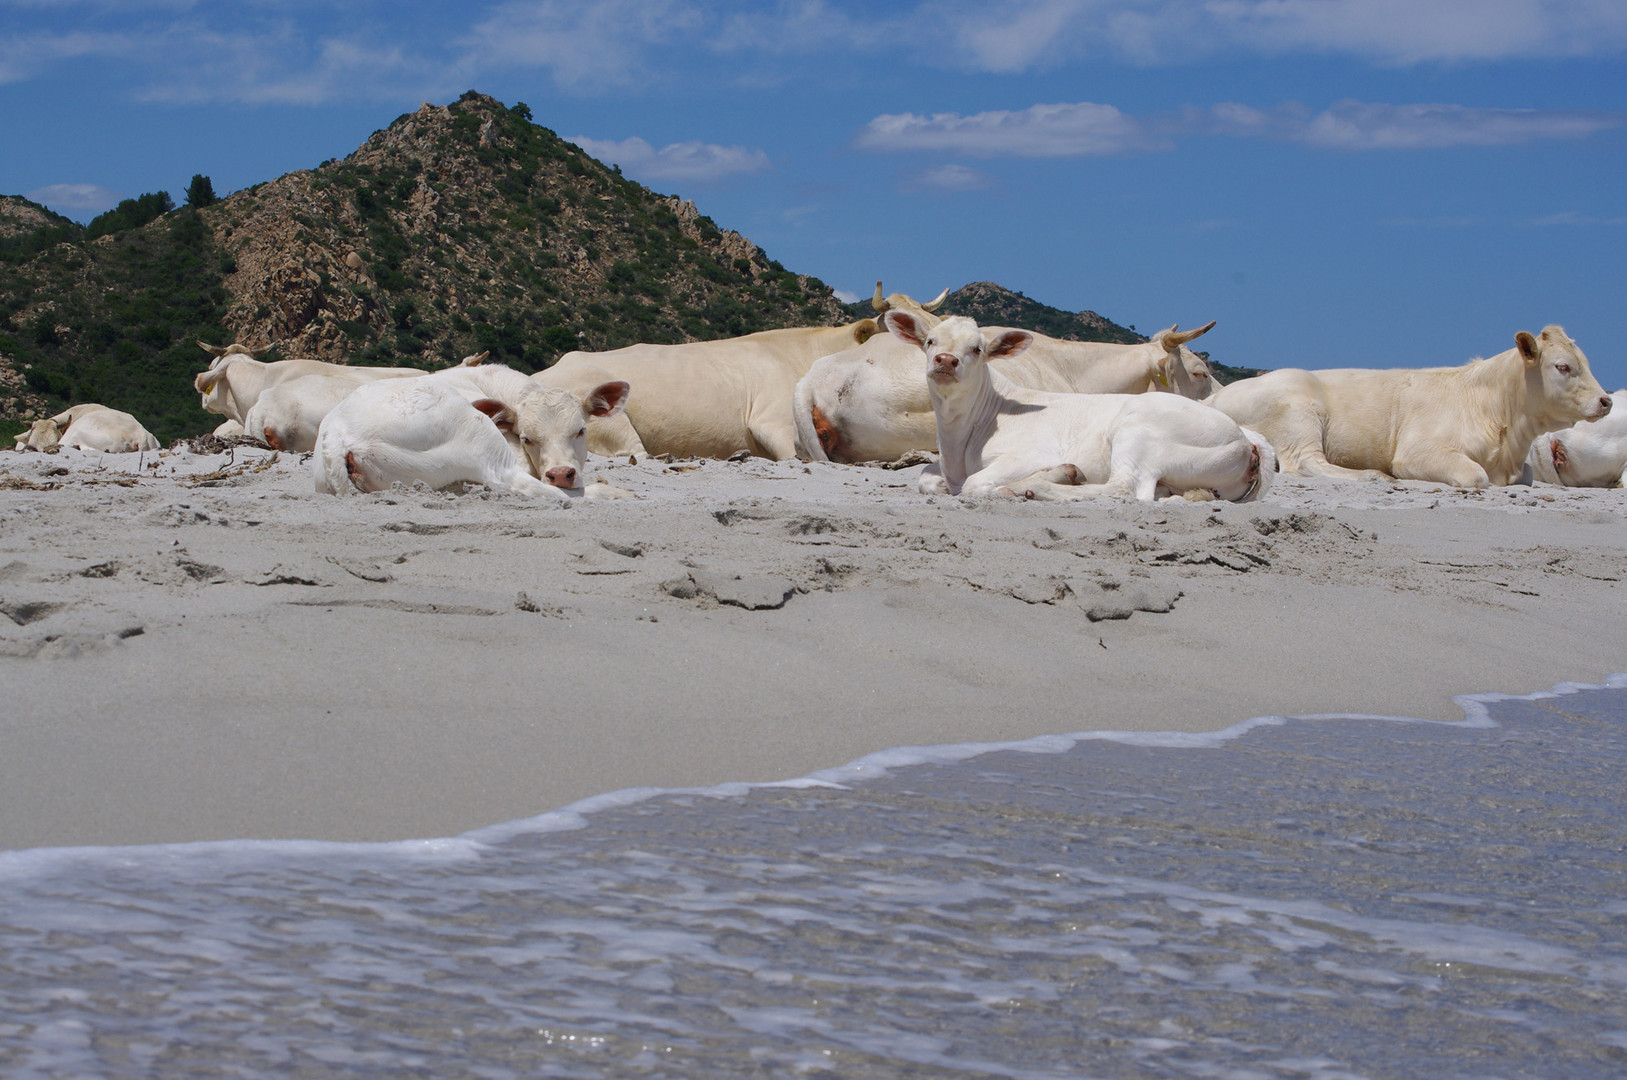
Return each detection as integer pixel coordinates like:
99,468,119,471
934,0,1627,69
458,0,703,90
568,135,771,183
26,183,121,215
0,29,146,84
857,102,1168,157
900,164,997,192
1529,211,1627,226
858,99,1627,157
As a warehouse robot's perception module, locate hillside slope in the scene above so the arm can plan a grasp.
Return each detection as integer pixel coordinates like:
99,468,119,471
0,93,848,441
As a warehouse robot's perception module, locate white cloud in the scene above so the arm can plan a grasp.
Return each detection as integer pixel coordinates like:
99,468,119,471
856,102,1169,157
26,183,121,214
858,99,1626,157
832,287,860,303
568,135,771,183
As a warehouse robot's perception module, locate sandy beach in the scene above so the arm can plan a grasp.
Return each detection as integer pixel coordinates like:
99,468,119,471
1,441,1623,851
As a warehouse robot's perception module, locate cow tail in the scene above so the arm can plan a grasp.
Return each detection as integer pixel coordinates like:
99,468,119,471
314,427,362,495
792,376,829,463
1237,427,1277,502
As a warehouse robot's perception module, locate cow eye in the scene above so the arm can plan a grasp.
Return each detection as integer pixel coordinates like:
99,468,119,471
520,436,533,445
575,428,586,439
1555,363,1572,374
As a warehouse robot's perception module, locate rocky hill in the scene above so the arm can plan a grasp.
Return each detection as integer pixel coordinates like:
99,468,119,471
0,92,848,441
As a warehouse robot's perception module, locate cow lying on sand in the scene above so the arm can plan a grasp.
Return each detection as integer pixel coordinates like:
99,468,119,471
794,321,1219,463
885,311,1273,502
1526,389,1627,487
314,364,629,501
195,341,422,434
534,282,948,460
249,353,492,453
47,404,160,453
1208,326,1611,487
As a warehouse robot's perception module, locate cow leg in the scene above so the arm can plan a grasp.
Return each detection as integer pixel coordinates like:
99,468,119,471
1393,448,1492,488
585,411,648,458
746,414,797,461
1288,449,1390,482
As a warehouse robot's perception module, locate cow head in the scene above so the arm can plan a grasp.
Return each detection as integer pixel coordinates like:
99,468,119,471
884,312,1031,390
15,418,62,452
1517,326,1611,427
871,281,950,317
475,380,630,490
194,362,237,416
1150,322,1218,399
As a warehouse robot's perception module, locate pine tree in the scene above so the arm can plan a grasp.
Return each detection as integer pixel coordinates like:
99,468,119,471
185,174,216,209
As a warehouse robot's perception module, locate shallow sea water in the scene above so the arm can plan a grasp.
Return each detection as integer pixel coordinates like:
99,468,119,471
3,677,1626,1079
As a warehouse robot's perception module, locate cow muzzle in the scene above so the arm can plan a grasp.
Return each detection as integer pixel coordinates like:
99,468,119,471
1595,395,1613,418
929,353,960,384
544,465,578,488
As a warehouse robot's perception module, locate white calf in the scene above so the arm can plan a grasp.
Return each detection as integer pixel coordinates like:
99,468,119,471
1526,389,1627,486
313,364,629,500
886,312,1272,502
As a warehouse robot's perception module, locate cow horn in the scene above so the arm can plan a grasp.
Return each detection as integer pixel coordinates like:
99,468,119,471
1161,321,1216,349
198,340,225,356
871,281,889,312
922,287,950,312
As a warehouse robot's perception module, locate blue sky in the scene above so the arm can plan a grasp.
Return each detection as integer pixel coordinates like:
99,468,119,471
4,0,1625,384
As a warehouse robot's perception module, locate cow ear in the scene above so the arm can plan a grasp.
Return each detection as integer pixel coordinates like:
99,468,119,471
851,318,879,345
985,330,1032,359
884,310,927,348
585,380,630,419
471,398,517,430
1516,331,1540,366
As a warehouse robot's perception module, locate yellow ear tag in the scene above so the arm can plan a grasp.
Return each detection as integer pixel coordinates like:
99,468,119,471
1153,369,1171,389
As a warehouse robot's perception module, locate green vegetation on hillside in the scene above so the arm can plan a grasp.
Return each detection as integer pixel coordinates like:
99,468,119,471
0,205,233,438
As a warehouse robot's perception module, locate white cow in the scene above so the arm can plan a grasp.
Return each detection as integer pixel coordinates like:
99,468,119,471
885,312,1273,502
1526,389,1627,487
793,321,1219,463
1208,325,1612,487
533,282,948,460
243,352,492,452
13,418,62,452
195,342,422,431
314,363,629,501
49,404,160,453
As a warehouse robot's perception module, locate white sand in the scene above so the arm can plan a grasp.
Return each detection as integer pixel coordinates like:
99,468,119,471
1,442,1623,850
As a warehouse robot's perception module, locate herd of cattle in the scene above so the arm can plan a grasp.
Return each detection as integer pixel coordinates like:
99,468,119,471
9,283,1624,500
